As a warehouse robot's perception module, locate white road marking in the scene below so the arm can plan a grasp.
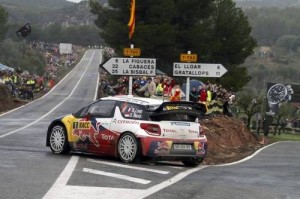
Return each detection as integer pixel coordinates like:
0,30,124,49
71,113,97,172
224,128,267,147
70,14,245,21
87,158,169,174
43,155,207,199
137,165,208,198
44,186,145,199
0,51,97,139
214,142,279,167
83,168,151,185
43,156,79,199
43,143,282,198
167,166,184,169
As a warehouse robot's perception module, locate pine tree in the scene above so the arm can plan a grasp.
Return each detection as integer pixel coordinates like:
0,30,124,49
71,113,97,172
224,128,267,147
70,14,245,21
90,0,256,90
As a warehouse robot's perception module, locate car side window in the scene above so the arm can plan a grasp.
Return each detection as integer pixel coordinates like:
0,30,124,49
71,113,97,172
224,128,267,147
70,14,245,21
76,106,89,117
119,102,146,120
88,100,116,117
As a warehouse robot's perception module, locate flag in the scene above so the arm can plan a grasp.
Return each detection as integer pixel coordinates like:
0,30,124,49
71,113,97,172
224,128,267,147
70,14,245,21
128,0,135,40
16,23,31,37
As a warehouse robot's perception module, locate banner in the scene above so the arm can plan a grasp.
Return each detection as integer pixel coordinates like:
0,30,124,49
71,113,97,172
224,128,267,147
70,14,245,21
128,0,135,40
266,82,299,114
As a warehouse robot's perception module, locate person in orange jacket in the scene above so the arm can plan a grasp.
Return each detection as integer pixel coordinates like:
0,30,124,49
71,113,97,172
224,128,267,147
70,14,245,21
170,87,181,102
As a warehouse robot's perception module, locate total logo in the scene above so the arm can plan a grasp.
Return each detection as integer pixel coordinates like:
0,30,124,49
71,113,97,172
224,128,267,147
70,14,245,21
102,134,114,140
163,129,176,133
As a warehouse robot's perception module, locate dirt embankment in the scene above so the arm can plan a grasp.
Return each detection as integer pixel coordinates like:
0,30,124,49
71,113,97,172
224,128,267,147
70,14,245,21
203,116,261,165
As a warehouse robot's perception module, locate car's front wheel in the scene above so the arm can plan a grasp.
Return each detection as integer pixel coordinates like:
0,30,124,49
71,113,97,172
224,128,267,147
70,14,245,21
49,125,70,154
117,132,140,163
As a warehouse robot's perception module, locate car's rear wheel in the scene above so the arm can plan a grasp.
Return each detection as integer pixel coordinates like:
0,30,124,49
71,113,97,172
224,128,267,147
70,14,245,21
117,132,140,163
182,157,204,167
49,125,70,154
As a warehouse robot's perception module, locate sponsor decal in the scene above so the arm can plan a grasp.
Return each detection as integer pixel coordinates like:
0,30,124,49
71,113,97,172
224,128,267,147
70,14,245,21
195,141,206,155
115,120,140,125
73,121,91,129
162,129,176,133
154,141,172,155
73,119,101,147
165,105,179,110
121,102,144,119
188,129,198,134
171,122,190,126
101,134,114,141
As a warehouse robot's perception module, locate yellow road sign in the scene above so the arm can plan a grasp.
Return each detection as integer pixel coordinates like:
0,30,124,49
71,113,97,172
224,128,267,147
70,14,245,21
180,53,197,62
123,48,141,57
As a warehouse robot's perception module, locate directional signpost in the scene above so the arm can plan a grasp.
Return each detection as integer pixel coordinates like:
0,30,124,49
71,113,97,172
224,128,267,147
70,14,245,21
101,57,156,95
173,62,227,77
101,57,156,76
173,58,227,101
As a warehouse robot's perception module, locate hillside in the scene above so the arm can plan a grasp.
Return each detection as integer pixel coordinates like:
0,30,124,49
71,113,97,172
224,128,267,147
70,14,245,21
0,0,73,12
0,0,106,25
235,0,300,8
244,46,300,92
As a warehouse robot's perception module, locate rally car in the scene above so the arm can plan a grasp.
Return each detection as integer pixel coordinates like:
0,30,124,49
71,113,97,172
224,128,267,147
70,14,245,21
46,95,207,166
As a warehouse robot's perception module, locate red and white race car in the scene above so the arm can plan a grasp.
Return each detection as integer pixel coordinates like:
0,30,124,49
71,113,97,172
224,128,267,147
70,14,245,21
46,95,207,166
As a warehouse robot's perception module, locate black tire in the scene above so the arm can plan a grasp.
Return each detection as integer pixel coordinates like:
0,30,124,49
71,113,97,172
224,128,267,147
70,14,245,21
117,132,140,163
49,125,70,154
182,157,204,167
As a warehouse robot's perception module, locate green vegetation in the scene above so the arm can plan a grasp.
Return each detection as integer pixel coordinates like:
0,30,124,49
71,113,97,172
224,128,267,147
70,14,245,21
268,133,300,142
0,5,8,41
27,23,103,46
0,39,46,75
90,0,256,91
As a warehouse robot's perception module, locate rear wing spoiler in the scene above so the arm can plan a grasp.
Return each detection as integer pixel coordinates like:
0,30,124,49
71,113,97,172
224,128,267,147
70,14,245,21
147,101,207,114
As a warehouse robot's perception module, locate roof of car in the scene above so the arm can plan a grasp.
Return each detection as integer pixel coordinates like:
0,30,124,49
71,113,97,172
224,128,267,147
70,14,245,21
101,95,167,105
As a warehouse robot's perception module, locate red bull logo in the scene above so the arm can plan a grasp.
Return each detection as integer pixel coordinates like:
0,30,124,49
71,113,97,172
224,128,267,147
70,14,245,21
154,141,171,155
73,120,101,147
196,142,206,155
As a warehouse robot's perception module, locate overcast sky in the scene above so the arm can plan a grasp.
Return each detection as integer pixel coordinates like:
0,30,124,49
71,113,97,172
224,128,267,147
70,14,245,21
66,0,83,3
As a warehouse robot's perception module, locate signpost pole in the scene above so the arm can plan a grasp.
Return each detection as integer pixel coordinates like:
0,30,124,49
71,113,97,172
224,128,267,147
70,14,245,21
128,44,134,95
186,50,191,101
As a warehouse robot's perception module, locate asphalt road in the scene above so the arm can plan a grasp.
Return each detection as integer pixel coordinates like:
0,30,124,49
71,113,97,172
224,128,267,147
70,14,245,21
1,49,300,199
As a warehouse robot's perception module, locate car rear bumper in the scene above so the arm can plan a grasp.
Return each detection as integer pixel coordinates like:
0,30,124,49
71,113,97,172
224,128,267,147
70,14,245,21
139,137,207,158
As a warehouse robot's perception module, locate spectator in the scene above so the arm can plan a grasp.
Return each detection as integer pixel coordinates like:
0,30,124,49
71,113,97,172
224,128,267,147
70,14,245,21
278,119,288,135
138,77,156,97
170,87,181,102
138,76,147,87
155,77,163,96
163,77,172,97
206,85,212,103
223,93,233,117
171,84,185,99
190,86,199,102
199,85,207,103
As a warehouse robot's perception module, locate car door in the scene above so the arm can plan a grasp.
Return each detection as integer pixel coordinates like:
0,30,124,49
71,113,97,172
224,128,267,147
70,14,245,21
71,100,117,155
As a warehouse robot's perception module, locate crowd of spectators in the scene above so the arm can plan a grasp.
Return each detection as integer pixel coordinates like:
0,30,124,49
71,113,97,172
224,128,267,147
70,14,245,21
0,41,83,100
98,68,236,116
